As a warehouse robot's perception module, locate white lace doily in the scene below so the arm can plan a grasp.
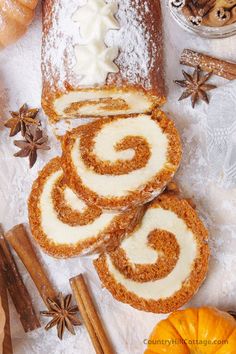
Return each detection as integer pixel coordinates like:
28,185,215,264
0,2,236,354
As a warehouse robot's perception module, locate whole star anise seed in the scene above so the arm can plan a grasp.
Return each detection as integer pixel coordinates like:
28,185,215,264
14,125,50,168
175,67,216,108
41,293,81,340
4,103,40,137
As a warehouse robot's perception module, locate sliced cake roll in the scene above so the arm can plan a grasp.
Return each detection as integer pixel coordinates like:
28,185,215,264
28,157,141,258
94,194,209,313
61,111,182,210
42,0,165,121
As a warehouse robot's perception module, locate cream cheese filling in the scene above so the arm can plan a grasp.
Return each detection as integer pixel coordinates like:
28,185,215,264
106,208,198,300
53,90,155,117
40,170,119,244
71,115,169,197
63,186,87,212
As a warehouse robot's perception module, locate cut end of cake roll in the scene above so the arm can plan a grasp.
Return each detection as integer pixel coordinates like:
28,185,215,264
94,193,209,313
42,0,165,122
61,111,182,210
42,86,166,121
28,157,141,258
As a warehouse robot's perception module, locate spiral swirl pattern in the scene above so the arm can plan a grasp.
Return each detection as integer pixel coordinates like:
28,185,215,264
28,158,140,258
62,112,182,210
94,194,209,313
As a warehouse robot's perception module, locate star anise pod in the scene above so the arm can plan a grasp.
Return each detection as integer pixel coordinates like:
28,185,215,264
4,103,40,137
174,66,216,108
14,125,50,168
41,293,81,340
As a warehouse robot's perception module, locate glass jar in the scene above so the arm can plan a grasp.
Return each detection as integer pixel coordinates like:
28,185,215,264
168,1,236,39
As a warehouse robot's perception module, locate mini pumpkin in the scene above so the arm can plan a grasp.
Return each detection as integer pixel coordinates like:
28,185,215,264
0,0,38,48
145,307,236,354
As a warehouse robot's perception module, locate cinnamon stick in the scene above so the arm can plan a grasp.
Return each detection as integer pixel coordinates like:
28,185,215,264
71,290,103,354
180,49,236,80
70,274,114,354
0,263,13,354
0,226,40,332
5,224,57,306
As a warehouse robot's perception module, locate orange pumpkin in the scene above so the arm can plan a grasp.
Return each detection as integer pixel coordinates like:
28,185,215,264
0,0,38,48
145,307,236,354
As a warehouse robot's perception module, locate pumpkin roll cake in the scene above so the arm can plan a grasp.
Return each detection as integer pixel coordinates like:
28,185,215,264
61,111,182,210
42,0,165,121
94,193,209,313
28,157,141,258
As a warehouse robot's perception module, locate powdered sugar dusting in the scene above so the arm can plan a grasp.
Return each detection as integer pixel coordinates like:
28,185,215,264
106,0,154,87
42,0,157,92
42,0,83,92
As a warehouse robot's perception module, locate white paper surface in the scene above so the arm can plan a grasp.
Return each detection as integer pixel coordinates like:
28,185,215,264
0,2,236,354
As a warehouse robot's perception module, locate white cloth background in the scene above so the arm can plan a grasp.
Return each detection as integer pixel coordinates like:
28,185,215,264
0,2,236,353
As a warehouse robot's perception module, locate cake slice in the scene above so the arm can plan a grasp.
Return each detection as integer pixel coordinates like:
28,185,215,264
28,157,142,258
61,111,182,210
94,193,209,313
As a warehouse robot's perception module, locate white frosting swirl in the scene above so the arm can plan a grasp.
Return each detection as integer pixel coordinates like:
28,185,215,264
73,0,119,39
73,0,119,85
74,41,119,85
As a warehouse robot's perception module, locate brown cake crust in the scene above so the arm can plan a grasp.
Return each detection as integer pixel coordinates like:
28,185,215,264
94,194,209,313
61,110,182,210
28,157,143,258
41,0,166,121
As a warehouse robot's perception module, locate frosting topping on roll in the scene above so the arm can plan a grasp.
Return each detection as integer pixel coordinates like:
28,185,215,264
71,115,169,197
72,0,119,38
73,0,119,85
74,41,119,86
